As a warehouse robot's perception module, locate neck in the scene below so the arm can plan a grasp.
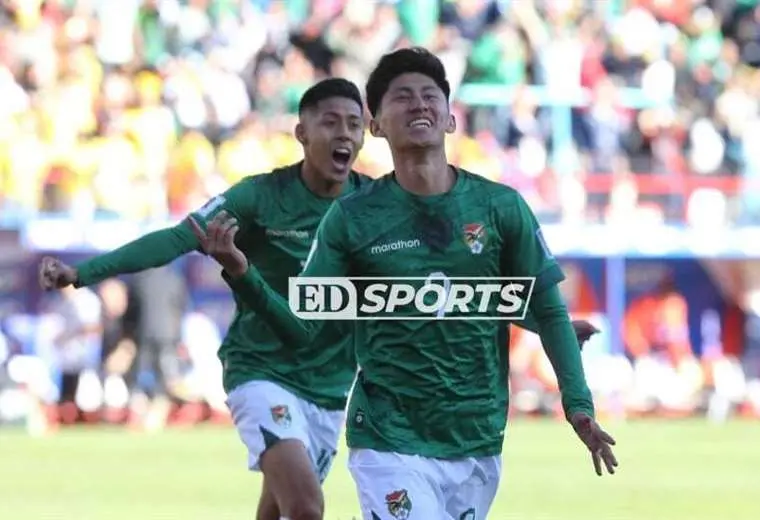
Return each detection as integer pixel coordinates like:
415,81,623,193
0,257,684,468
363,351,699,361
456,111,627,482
301,160,343,198
392,147,453,196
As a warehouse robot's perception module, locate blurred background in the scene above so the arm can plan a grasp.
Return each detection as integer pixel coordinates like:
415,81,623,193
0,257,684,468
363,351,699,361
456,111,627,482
0,0,758,453
1,1,760,518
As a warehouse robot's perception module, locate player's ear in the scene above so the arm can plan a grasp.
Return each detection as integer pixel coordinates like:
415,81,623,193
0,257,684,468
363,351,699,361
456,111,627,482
295,122,307,145
446,113,456,135
369,119,385,139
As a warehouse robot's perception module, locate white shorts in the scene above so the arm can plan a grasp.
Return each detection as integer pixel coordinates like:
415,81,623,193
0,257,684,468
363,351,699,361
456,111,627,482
348,448,501,520
225,380,344,483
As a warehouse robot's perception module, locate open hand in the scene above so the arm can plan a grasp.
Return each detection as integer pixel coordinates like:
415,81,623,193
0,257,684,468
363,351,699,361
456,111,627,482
571,320,600,350
39,256,78,290
188,211,248,277
570,412,618,476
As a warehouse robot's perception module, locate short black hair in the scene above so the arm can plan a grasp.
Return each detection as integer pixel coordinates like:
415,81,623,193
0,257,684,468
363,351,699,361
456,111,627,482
365,47,451,117
298,78,363,115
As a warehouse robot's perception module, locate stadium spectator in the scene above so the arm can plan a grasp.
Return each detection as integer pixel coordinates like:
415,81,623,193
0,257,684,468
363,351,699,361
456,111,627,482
124,265,189,432
97,278,136,424
623,278,705,415
0,1,757,224
0,0,758,428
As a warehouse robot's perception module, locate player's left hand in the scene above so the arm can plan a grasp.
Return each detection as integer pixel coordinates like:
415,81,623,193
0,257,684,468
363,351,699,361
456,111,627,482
188,211,248,278
571,320,599,350
569,412,618,476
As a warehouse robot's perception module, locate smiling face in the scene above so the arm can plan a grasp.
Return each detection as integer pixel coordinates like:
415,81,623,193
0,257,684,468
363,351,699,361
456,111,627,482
297,96,365,183
370,72,455,152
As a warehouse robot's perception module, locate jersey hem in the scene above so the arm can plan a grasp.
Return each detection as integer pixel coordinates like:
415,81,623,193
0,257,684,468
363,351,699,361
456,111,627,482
224,371,347,411
345,438,504,460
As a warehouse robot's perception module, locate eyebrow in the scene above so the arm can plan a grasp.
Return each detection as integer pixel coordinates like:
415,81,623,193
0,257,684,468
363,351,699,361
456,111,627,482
320,111,363,120
392,85,439,95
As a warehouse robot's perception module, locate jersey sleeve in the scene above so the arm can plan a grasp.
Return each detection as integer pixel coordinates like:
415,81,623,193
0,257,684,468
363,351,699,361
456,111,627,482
222,201,351,345
75,224,199,287
498,192,594,420
498,192,565,293
300,202,351,276
187,176,263,238
75,178,263,288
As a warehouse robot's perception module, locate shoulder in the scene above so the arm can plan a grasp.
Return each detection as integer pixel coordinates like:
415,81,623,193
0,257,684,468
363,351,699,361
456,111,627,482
457,168,524,211
242,164,300,192
348,170,375,190
338,173,393,214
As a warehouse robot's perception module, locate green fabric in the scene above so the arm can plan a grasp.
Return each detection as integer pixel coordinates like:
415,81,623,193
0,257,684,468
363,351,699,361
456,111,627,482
224,169,595,459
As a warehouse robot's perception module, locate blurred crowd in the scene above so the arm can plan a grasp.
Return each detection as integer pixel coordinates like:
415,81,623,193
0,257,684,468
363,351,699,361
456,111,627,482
1,259,759,432
2,0,760,430
0,0,760,225
512,278,760,424
0,264,230,432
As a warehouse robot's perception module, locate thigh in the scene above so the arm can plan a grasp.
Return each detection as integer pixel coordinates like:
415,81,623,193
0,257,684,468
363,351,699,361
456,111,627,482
444,456,502,520
302,402,344,484
348,448,448,520
225,380,310,471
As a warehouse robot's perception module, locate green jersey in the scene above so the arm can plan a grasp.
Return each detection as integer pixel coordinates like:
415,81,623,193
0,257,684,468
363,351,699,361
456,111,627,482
226,168,595,459
75,163,370,410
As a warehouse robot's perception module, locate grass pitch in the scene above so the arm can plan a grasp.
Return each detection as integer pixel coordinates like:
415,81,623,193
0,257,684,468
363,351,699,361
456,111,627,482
0,418,757,520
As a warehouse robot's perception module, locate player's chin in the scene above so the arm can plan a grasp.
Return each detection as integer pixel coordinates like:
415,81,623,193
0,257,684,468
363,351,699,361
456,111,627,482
402,129,442,149
326,161,352,180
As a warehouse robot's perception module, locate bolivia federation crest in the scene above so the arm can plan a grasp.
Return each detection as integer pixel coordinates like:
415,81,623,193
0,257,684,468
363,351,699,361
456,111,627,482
463,223,487,254
270,405,291,428
385,489,412,519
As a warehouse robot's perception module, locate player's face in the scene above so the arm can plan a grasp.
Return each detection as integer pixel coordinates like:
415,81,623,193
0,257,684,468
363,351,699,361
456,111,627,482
298,96,365,183
371,72,455,151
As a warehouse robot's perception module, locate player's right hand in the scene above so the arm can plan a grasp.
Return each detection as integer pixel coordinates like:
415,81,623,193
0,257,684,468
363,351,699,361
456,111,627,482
38,256,78,290
571,320,599,350
188,211,248,278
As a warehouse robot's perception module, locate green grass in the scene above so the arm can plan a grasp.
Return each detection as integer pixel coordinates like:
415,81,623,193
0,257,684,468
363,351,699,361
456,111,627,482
0,418,758,519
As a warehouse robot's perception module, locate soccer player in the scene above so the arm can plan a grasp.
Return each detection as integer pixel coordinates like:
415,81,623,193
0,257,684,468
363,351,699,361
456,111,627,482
38,78,370,520
199,48,618,519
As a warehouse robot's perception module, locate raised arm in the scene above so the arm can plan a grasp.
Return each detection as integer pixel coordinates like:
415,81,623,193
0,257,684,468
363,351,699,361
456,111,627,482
39,178,263,290
500,192,618,476
189,201,352,346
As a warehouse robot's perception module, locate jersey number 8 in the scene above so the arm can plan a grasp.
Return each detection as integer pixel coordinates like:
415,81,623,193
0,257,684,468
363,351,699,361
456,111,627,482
423,271,451,318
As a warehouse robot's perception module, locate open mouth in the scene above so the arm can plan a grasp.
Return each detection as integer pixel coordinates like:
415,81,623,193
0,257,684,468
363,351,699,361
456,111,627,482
331,147,352,169
408,118,432,129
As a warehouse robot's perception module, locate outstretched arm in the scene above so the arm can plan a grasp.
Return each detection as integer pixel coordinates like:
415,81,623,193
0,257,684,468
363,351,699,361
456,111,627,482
39,178,264,290
39,223,199,290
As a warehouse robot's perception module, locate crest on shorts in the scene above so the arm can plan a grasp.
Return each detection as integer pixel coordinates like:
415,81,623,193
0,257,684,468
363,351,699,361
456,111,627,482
385,489,412,519
463,223,487,254
270,405,291,428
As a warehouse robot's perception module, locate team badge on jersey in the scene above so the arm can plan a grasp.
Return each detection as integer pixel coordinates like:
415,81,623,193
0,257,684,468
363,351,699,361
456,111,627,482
385,489,412,519
463,223,487,254
270,405,291,428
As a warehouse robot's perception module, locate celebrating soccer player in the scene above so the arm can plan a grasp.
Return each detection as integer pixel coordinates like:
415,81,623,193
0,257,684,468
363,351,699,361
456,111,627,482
39,78,370,520
203,48,617,519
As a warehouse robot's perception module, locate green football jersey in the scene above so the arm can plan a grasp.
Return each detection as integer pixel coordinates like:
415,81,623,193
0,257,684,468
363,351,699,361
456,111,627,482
190,164,369,409
292,168,585,458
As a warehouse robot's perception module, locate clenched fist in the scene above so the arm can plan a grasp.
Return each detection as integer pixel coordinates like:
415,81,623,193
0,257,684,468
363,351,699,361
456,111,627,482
39,256,78,290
